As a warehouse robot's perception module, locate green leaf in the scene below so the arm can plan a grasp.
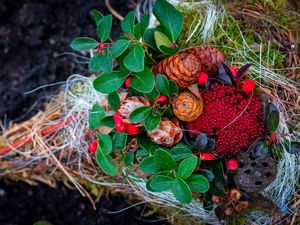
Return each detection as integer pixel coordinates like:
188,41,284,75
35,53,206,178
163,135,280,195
108,91,120,111
129,106,152,123
136,148,149,160
139,156,160,174
141,14,150,36
199,169,215,182
169,143,193,161
169,80,179,95
112,132,128,152
97,15,112,42
88,104,105,129
99,116,114,128
130,66,154,93
89,49,112,72
150,175,174,192
96,149,117,176
70,37,98,51
96,132,112,155
93,72,125,94
121,11,135,33
91,9,103,25
144,28,158,50
124,152,134,167
156,74,170,96
154,31,177,55
119,66,131,79
144,112,161,131
124,44,145,72
146,87,160,102
212,162,228,193
138,136,159,154
153,0,183,41
265,103,280,132
110,39,130,58
154,148,175,171
172,177,192,204
134,23,142,39
177,156,198,179
185,174,209,193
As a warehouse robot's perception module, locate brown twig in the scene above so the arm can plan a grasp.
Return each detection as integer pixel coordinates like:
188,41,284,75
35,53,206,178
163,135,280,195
105,0,124,21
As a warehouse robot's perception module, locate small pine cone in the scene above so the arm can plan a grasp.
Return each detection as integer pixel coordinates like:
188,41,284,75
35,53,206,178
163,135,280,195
172,91,203,122
183,46,225,76
117,96,150,125
154,53,200,88
147,118,183,147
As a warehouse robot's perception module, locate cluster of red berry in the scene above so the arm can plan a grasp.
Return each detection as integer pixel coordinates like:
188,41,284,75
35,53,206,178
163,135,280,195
97,42,105,55
113,112,140,134
188,83,264,155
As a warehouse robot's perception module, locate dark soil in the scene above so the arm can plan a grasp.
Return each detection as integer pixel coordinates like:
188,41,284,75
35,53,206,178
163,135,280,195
0,1,169,224
0,181,168,225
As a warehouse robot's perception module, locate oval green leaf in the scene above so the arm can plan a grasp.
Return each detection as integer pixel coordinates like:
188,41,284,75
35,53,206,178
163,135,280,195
129,106,152,123
172,177,192,204
139,156,160,174
150,175,174,192
153,0,183,41
154,148,175,171
156,74,170,96
88,104,105,129
185,174,210,193
96,132,112,155
124,44,145,72
169,143,192,161
93,72,125,94
96,150,117,176
89,49,112,72
144,112,161,131
70,37,98,51
97,15,112,42
110,39,130,58
112,132,128,152
121,11,135,33
130,66,154,93
108,91,121,111
177,156,198,179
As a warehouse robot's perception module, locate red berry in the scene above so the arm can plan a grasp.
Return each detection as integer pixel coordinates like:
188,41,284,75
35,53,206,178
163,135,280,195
115,121,127,133
227,159,238,171
230,66,239,77
124,76,132,88
197,72,209,84
241,79,256,93
113,112,123,123
127,124,140,135
156,94,168,104
88,139,98,153
98,43,105,48
200,152,214,160
97,49,104,54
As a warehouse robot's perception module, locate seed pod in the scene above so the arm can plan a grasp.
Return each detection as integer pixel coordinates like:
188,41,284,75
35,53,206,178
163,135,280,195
224,207,234,216
172,91,203,122
235,203,244,212
147,118,183,147
212,195,223,204
239,201,249,209
229,189,241,202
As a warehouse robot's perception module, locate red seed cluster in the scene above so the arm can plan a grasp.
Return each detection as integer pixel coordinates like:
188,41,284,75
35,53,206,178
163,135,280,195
188,83,264,155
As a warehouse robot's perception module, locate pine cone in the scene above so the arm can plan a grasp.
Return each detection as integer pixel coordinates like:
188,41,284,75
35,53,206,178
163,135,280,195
154,53,200,88
153,46,225,88
183,46,224,76
147,118,183,147
172,91,203,122
117,96,150,125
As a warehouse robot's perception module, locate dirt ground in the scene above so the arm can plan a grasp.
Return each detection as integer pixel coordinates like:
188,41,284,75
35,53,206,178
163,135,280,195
0,0,169,224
